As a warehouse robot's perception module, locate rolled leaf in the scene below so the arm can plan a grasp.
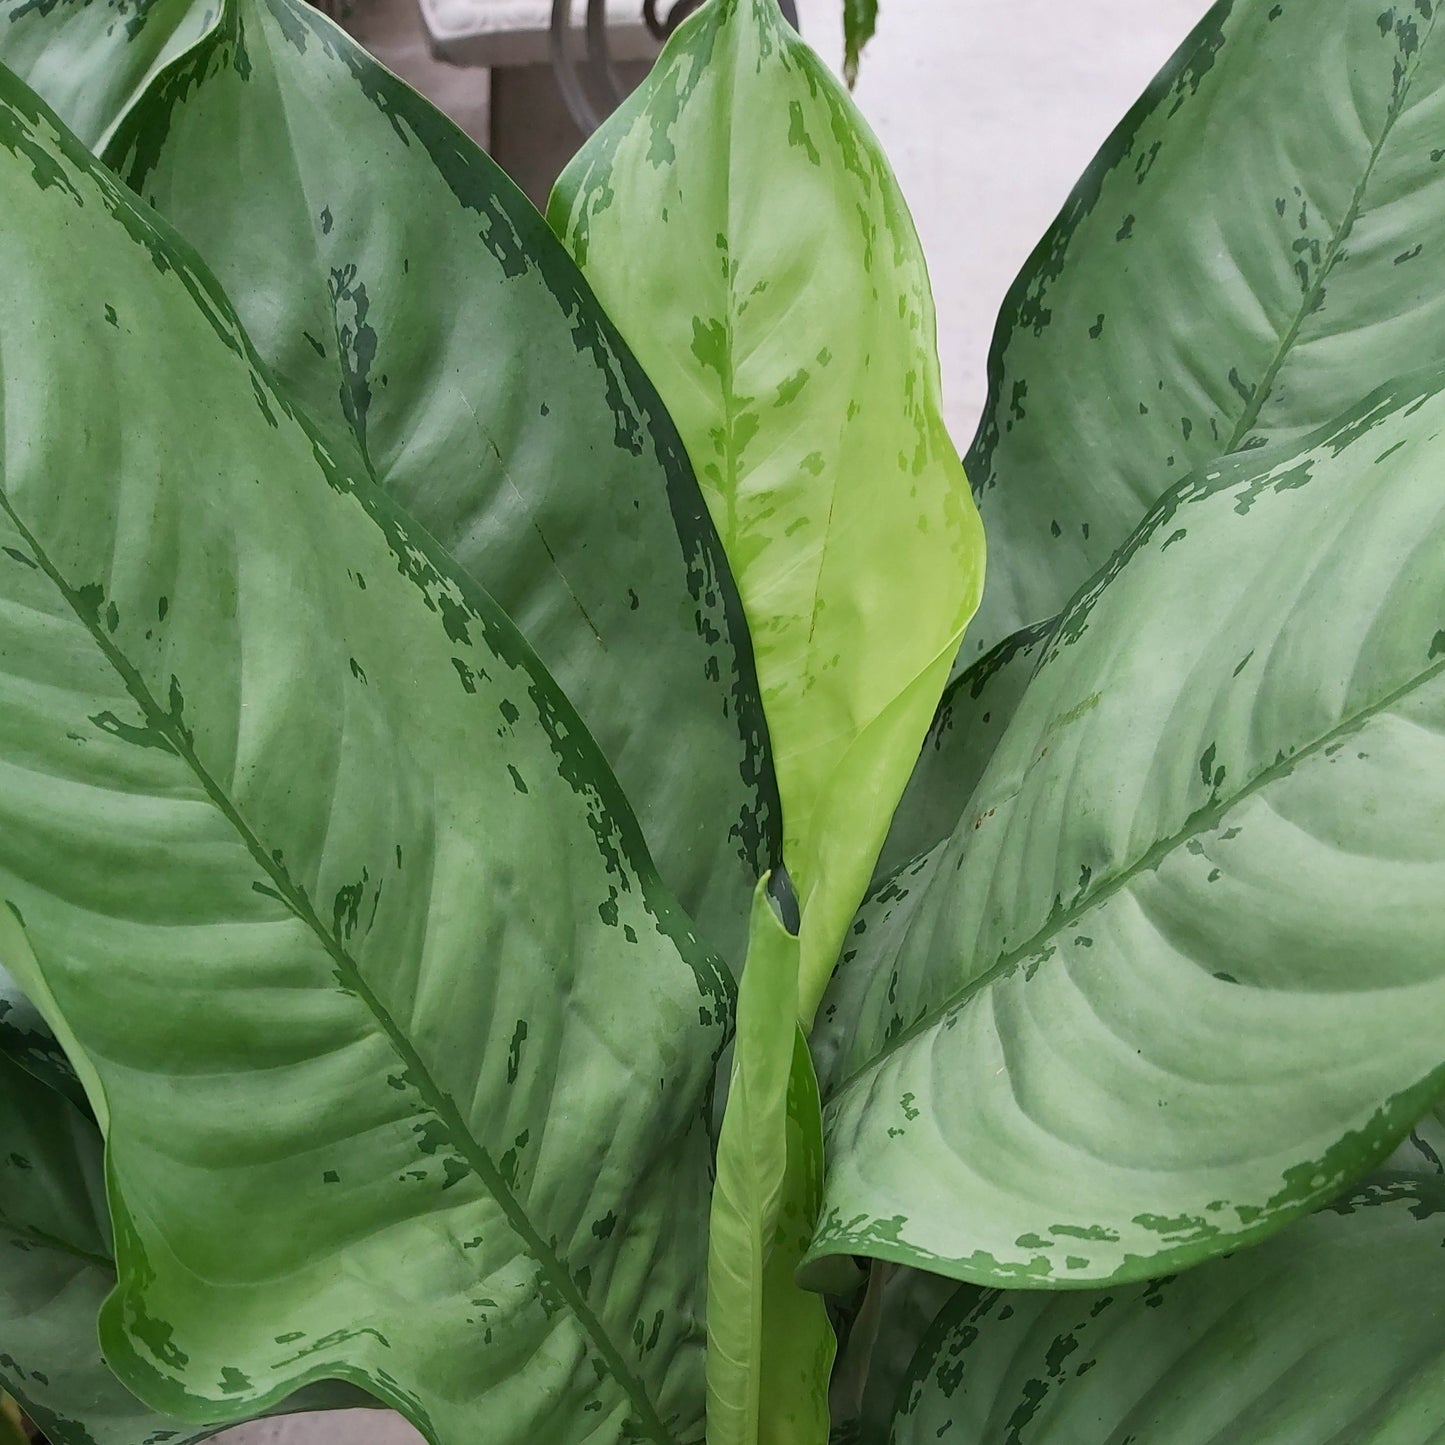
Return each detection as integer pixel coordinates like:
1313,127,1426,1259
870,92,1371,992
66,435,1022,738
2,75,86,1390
890,1172,1445,1444
0,70,727,1445
968,0,1445,655
706,882,833,1445
549,0,983,1021
754,1033,833,1445
810,372,1445,1288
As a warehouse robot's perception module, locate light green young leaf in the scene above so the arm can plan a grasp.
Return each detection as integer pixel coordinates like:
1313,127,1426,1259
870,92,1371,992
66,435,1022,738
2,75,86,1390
0,0,222,150
967,0,1445,657
707,883,833,1445
29,0,781,972
549,0,983,1021
891,1172,1445,1444
754,1033,834,1445
0,70,728,1445
809,372,1445,1288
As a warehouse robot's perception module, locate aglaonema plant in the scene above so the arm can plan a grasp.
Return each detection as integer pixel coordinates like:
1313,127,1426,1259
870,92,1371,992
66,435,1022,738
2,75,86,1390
0,0,1442,1442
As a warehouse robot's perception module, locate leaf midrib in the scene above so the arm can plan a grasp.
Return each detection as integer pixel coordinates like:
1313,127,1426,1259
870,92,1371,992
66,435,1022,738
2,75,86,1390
0,487,678,1445
1224,6,1440,451
833,650,1445,1098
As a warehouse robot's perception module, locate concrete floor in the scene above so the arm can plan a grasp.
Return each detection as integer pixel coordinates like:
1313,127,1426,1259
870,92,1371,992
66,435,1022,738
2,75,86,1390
208,2,1207,1441
216,1411,422,1443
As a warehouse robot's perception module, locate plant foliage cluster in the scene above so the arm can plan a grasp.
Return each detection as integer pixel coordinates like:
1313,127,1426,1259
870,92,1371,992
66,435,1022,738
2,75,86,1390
0,0,1443,1442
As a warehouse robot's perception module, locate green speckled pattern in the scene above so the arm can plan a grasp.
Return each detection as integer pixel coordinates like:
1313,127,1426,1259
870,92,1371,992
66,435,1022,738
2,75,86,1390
810,372,1445,1288
0,72,730,1445
9,0,781,971
549,0,983,1020
968,0,1445,659
891,1170,1445,1444
0,0,221,151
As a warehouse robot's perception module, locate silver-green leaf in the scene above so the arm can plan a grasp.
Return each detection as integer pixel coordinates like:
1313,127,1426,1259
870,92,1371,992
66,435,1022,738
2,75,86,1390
890,1171,1445,1444
968,0,1445,657
0,0,222,150
811,372,1445,1288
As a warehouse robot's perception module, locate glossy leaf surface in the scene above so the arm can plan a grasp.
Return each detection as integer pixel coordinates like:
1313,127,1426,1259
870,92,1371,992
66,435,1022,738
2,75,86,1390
0,0,220,151
968,0,1445,655
706,883,832,1445
0,1052,217,1445
34,0,781,969
550,0,983,1019
891,1172,1445,1444
811,373,1445,1287
0,72,727,1445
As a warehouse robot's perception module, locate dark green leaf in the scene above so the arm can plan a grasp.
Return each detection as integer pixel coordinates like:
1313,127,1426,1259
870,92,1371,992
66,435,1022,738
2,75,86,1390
842,0,877,88
0,961,85,1108
0,1051,367,1445
0,69,727,1444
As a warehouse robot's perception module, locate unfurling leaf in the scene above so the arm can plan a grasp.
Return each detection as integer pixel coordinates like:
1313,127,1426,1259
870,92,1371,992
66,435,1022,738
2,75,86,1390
967,0,1445,658
707,882,834,1445
813,372,1445,1287
550,0,984,1024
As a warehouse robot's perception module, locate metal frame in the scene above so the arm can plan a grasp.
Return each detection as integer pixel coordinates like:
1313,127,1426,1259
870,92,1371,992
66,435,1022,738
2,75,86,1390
551,0,799,135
